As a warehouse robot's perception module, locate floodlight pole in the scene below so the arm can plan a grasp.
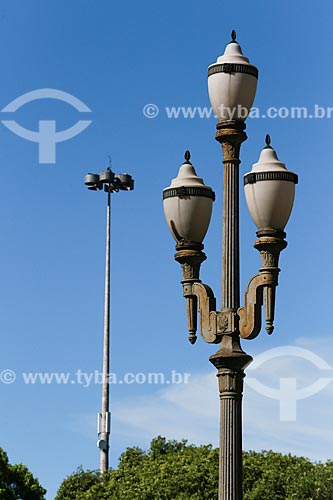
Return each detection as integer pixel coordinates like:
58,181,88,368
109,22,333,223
84,167,134,475
100,187,111,473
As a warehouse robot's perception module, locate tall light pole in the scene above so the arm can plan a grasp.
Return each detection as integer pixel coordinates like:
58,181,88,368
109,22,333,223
84,167,134,474
163,32,298,500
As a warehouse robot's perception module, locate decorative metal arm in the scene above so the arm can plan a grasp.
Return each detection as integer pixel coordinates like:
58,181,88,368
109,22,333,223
238,229,287,339
175,242,232,345
174,229,288,345
174,242,205,344
192,282,234,344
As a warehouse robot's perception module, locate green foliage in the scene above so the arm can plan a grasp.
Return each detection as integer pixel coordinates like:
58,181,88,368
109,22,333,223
243,450,333,500
55,437,218,500
54,467,99,500
55,438,333,500
102,436,219,500
0,447,46,500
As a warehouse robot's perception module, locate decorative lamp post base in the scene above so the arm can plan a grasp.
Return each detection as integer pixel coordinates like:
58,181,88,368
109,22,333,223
210,344,252,500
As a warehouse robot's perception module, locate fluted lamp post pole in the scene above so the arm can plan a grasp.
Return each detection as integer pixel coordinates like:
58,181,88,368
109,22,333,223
163,31,298,500
84,166,134,475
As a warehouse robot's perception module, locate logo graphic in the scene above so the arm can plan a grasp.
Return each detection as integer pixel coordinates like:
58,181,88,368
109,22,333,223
246,346,332,421
1,89,92,163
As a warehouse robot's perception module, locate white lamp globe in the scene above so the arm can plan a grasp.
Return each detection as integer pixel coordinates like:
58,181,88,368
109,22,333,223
244,135,298,231
208,30,258,123
163,152,215,244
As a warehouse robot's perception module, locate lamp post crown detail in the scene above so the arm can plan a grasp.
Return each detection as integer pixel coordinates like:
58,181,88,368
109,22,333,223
265,133,271,147
216,36,250,65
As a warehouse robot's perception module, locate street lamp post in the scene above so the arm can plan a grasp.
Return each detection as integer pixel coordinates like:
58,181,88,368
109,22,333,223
163,32,298,500
84,166,134,475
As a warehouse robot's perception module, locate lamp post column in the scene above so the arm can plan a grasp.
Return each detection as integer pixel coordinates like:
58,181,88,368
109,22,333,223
218,122,246,311
210,122,252,500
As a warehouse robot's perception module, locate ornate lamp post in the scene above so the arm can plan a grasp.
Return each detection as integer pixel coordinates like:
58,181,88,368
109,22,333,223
163,32,298,500
84,166,134,474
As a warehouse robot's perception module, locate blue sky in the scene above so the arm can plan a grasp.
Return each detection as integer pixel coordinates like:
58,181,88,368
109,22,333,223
0,0,333,498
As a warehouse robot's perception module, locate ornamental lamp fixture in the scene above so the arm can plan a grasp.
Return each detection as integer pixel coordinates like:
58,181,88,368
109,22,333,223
208,30,258,123
163,30,298,500
163,150,215,245
241,134,298,339
244,134,298,231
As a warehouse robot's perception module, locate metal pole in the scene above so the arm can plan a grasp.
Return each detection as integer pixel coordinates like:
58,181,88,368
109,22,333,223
100,188,111,474
210,122,252,500
85,168,133,473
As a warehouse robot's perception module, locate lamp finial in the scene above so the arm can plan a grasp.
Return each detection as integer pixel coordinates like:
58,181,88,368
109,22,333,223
231,30,237,42
184,150,191,163
265,134,272,148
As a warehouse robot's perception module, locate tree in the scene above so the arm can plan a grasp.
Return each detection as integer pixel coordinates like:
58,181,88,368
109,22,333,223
55,437,218,500
54,467,100,500
55,437,333,500
0,447,46,500
243,450,333,500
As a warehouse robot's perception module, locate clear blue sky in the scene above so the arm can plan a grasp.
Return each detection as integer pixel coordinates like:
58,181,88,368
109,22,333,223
0,1,333,498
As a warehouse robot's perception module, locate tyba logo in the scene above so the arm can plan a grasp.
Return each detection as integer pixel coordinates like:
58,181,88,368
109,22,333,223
1,88,92,164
